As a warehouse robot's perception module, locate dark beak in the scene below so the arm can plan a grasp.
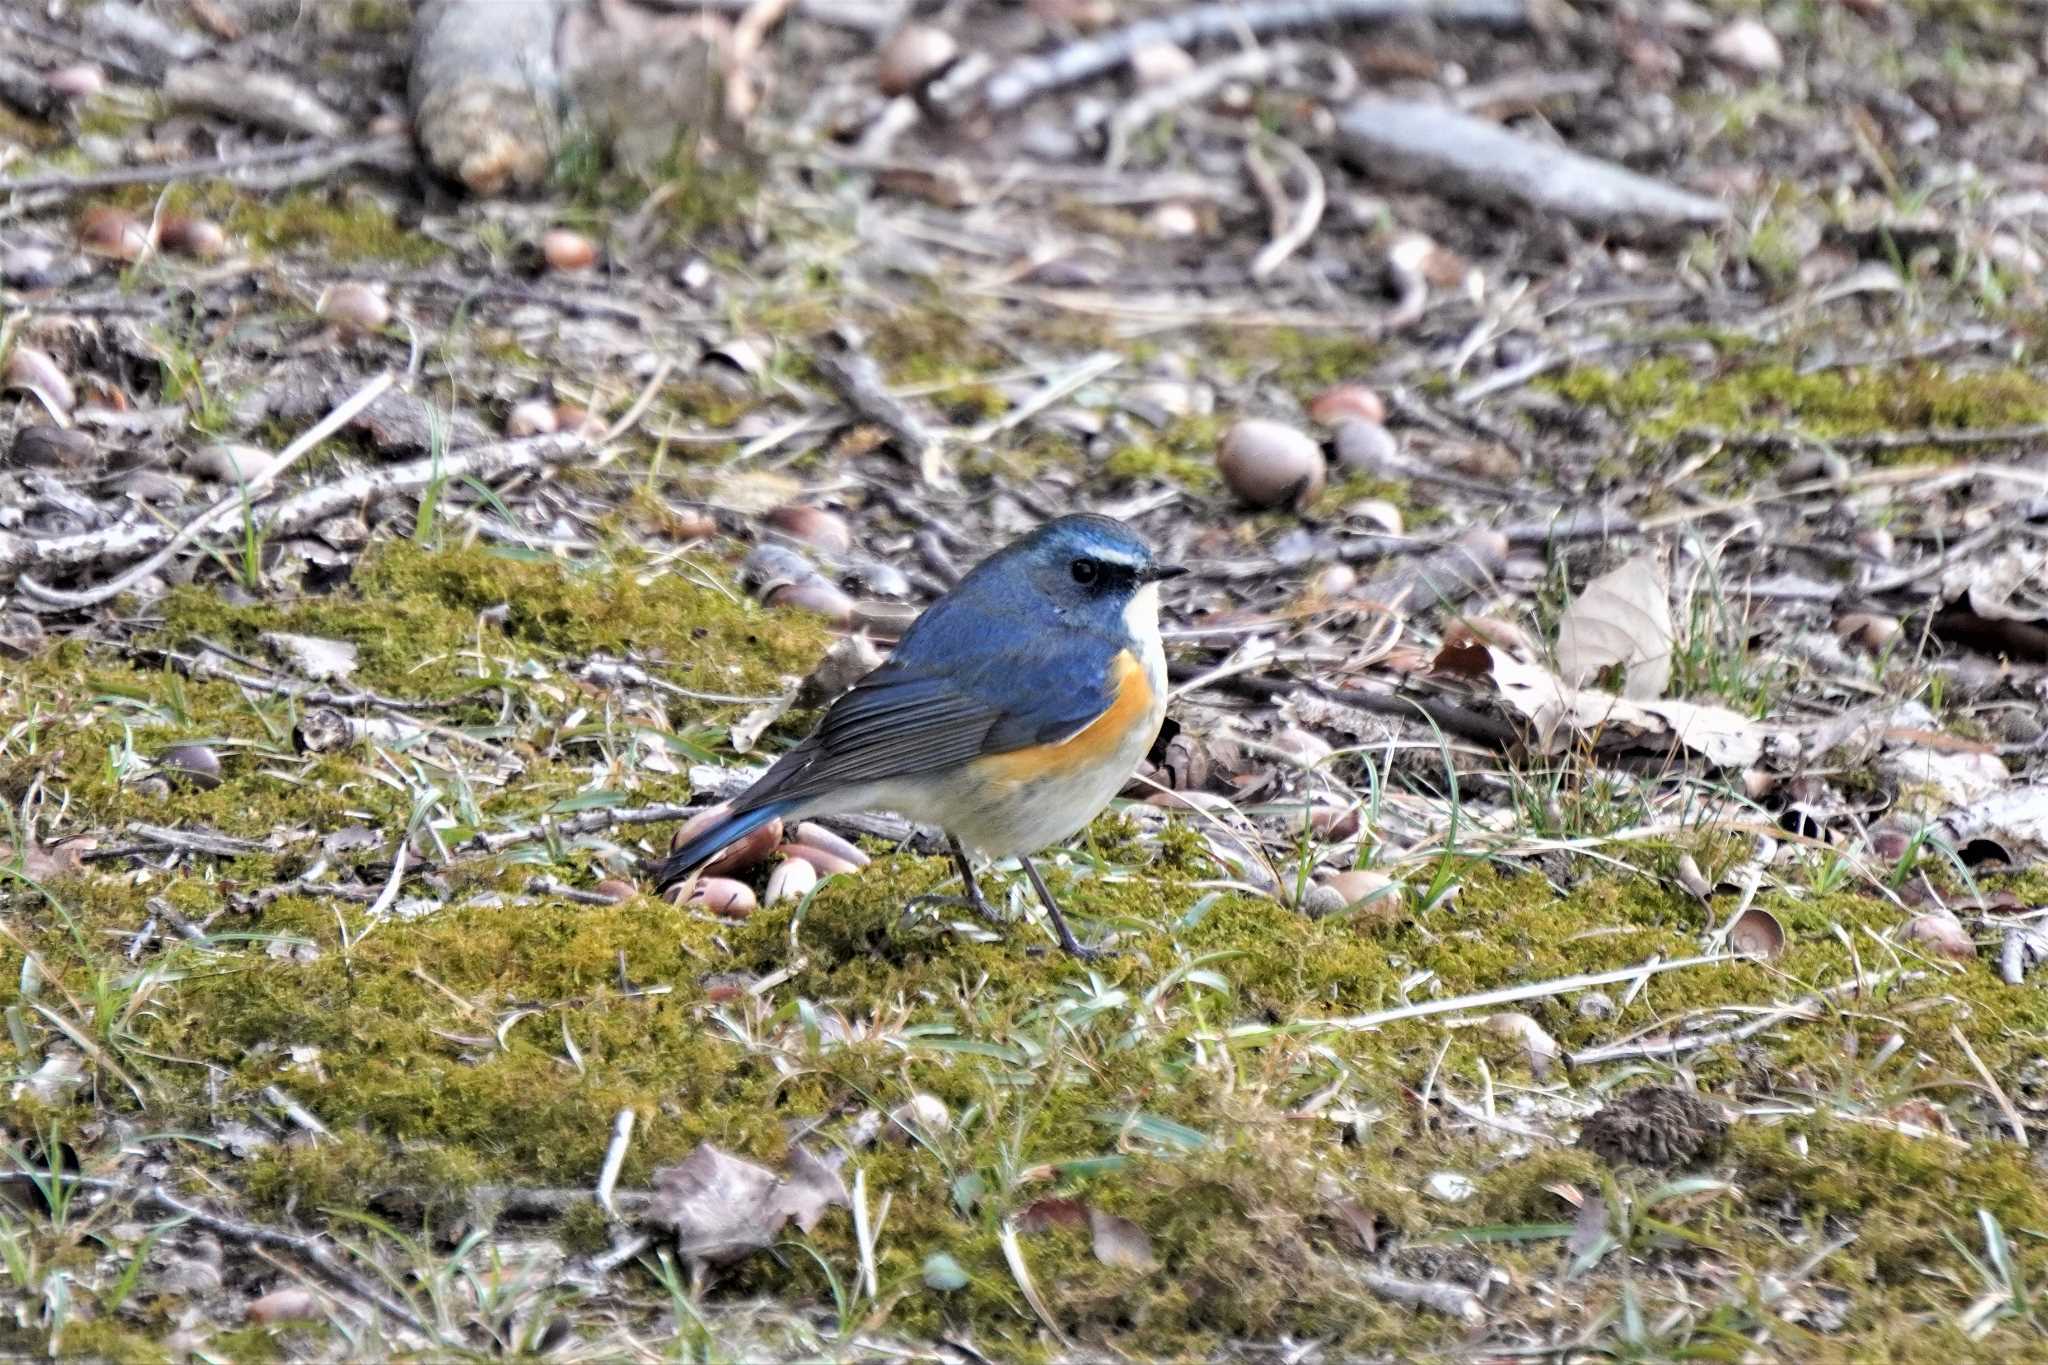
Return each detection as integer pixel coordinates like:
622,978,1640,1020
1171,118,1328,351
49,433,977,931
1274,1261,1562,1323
1143,562,1188,582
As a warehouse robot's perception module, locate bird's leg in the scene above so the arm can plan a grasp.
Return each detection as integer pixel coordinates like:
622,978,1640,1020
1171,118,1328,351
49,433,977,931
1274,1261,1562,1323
949,834,1002,923
1019,855,1106,960
907,835,1005,924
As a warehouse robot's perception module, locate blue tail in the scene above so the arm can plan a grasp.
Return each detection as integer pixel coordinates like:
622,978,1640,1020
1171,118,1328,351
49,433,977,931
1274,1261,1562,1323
652,800,796,890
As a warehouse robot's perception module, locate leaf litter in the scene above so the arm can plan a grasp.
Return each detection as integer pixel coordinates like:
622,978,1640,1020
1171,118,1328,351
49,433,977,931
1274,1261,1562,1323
5,0,2048,1360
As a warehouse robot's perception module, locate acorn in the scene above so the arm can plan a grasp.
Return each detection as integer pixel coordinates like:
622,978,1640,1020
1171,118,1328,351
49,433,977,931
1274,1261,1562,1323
765,856,818,907
670,803,783,877
540,228,597,273
504,398,559,437
592,878,638,904
793,821,870,867
44,64,105,100
778,842,860,877
158,215,227,260
768,503,852,556
1309,384,1387,426
1323,869,1406,921
245,1288,322,1325
685,877,758,918
1128,41,1195,88
877,24,959,97
8,425,94,469
3,347,75,416
79,206,150,262
1144,202,1201,240
767,579,857,626
160,743,223,789
183,442,268,484
1331,419,1399,475
1217,418,1325,510
315,282,391,335
1901,911,1974,962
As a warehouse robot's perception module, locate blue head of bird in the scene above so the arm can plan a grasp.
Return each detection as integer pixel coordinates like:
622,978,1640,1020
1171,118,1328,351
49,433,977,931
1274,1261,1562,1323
974,513,1185,640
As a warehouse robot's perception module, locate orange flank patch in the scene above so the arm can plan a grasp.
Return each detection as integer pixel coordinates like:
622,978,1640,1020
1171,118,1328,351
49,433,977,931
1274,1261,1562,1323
977,650,1154,784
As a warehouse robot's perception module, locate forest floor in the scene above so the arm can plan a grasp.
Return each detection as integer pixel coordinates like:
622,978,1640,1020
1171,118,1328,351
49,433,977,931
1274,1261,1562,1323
7,0,2048,1360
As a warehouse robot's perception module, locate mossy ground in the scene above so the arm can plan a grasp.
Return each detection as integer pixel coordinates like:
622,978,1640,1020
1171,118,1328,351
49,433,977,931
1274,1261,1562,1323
8,528,2048,1358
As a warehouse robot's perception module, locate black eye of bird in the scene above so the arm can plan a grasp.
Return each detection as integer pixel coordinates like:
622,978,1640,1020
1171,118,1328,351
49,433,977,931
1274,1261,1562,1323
1070,558,1100,587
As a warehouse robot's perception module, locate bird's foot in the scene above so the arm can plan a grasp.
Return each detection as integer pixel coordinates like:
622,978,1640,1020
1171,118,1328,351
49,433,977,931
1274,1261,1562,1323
906,889,1007,926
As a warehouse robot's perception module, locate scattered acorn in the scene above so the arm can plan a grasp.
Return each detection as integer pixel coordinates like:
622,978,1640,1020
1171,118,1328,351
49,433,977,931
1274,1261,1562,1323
670,803,782,877
768,503,853,556
315,282,391,336
765,855,818,907
779,842,860,877
592,878,638,904
767,579,857,626
1323,868,1406,921
1128,41,1195,87
1144,202,1202,240
245,1287,322,1326
794,822,870,867
887,1093,951,1142
1310,563,1357,597
3,346,75,416
505,398,560,437
877,24,959,96
1309,384,1387,426
79,206,150,262
158,215,227,260
1349,498,1403,535
183,442,268,484
1708,17,1783,73
44,64,106,100
2,245,60,289
1835,611,1900,654
160,743,223,790
1331,419,1400,475
1726,905,1785,960
8,425,94,469
1901,911,1975,962
1217,418,1325,510
540,228,597,273
685,877,758,918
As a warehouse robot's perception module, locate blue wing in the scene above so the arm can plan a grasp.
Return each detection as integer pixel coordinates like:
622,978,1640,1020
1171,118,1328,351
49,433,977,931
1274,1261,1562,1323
728,596,1121,814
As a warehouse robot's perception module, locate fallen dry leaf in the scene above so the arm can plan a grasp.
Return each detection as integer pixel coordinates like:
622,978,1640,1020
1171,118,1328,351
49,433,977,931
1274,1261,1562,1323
1453,647,1766,769
1555,553,1674,700
646,1141,848,1262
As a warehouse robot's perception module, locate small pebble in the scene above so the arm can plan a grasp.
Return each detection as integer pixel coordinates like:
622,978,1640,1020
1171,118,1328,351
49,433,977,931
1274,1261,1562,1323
1128,41,1195,87
1577,991,1616,1021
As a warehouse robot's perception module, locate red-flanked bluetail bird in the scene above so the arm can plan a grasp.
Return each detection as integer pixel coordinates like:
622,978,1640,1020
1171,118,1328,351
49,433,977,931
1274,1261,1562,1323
653,513,1184,958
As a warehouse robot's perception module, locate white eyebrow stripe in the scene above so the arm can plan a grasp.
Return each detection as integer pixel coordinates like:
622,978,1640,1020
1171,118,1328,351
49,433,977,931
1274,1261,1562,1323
1085,547,1145,567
